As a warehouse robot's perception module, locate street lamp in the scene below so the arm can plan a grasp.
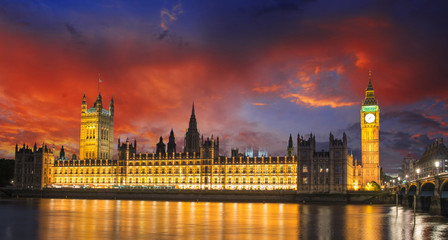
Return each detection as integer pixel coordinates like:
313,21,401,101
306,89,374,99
416,168,420,180
435,161,440,175
398,177,401,184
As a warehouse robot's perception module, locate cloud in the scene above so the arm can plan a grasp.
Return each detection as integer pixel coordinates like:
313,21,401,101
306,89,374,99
65,23,86,44
160,2,183,31
252,84,282,93
252,103,271,106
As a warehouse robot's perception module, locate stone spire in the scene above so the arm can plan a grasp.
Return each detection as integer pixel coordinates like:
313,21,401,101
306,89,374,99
287,133,294,157
185,102,200,154
189,102,197,130
288,134,293,148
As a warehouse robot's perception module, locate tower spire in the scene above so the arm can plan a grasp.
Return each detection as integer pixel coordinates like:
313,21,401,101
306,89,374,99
367,69,374,91
189,102,197,130
362,71,377,106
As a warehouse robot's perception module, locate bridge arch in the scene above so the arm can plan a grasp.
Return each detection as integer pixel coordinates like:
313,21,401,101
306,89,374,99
408,185,417,208
398,187,406,205
441,180,448,217
420,182,435,212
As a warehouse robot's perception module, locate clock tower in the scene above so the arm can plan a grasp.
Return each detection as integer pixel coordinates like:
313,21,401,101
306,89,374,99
360,72,380,188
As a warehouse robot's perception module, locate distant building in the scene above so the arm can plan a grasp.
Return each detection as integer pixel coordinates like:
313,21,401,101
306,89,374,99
398,154,416,181
415,138,448,178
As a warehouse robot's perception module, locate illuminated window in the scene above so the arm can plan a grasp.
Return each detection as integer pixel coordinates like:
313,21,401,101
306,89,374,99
303,177,308,184
303,165,308,173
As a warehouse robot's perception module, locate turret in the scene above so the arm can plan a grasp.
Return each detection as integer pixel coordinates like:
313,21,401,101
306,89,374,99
287,134,294,157
94,93,103,111
156,136,166,155
60,145,65,160
81,94,87,114
343,132,347,147
167,129,176,155
109,96,114,116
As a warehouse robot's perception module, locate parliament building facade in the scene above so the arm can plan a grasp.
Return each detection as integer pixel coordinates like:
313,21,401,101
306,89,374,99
14,74,380,192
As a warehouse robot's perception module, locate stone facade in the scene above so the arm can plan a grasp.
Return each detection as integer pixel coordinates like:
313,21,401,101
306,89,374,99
297,133,348,193
14,143,54,188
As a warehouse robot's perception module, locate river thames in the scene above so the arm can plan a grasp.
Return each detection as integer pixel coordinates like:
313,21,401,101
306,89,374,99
0,199,447,239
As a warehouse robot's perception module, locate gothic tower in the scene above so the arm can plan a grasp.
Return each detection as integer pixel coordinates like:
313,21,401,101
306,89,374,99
156,136,166,155
167,129,177,155
80,93,114,160
287,134,294,157
184,103,200,155
360,72,380,187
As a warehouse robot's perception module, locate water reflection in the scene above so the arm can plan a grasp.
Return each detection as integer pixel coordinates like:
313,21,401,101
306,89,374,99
1,199,448,239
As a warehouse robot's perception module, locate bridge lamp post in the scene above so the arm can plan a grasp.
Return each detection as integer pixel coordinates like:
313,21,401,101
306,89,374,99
416,168,420,180
398,177,400,184
435,161,440,175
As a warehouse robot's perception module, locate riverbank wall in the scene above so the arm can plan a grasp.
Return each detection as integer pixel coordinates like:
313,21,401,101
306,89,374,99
4,189,395,204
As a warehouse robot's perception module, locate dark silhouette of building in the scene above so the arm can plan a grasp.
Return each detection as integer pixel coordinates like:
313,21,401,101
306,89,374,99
287,134,294,157
59,146,65,160
200,135,219,159
14,143,54,188
167,129,176,155
297,133,348,193
156,136,166,155
184,103,200,155
118,138,137,160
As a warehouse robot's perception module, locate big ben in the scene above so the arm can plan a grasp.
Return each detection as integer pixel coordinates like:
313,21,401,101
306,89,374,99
361,72,380,187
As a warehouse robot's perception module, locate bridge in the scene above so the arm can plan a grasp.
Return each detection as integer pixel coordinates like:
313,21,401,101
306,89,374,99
397,172,448,217
0,187,13,197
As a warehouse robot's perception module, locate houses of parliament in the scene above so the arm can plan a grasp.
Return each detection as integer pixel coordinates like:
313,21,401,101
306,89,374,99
14,74,381,192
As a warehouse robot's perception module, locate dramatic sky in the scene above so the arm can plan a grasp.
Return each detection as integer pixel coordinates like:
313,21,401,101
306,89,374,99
1,0,447,173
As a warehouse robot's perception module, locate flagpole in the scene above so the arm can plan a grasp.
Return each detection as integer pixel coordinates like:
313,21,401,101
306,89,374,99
98,73,100,94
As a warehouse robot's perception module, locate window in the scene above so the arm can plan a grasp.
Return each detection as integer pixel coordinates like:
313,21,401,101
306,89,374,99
303,165,308,173
303,177,308,184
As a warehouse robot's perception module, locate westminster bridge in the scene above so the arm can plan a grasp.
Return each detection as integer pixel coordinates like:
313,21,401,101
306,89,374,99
397,172,448,217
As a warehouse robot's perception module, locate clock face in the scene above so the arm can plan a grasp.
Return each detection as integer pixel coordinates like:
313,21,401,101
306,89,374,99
365,113,375,123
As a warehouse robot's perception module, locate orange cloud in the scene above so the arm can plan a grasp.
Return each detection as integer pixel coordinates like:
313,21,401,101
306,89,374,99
252,84,282,93
282,93,358,108
251,103,271,106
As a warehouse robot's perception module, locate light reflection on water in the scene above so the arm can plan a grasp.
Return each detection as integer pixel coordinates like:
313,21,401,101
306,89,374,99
0,199,448,239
